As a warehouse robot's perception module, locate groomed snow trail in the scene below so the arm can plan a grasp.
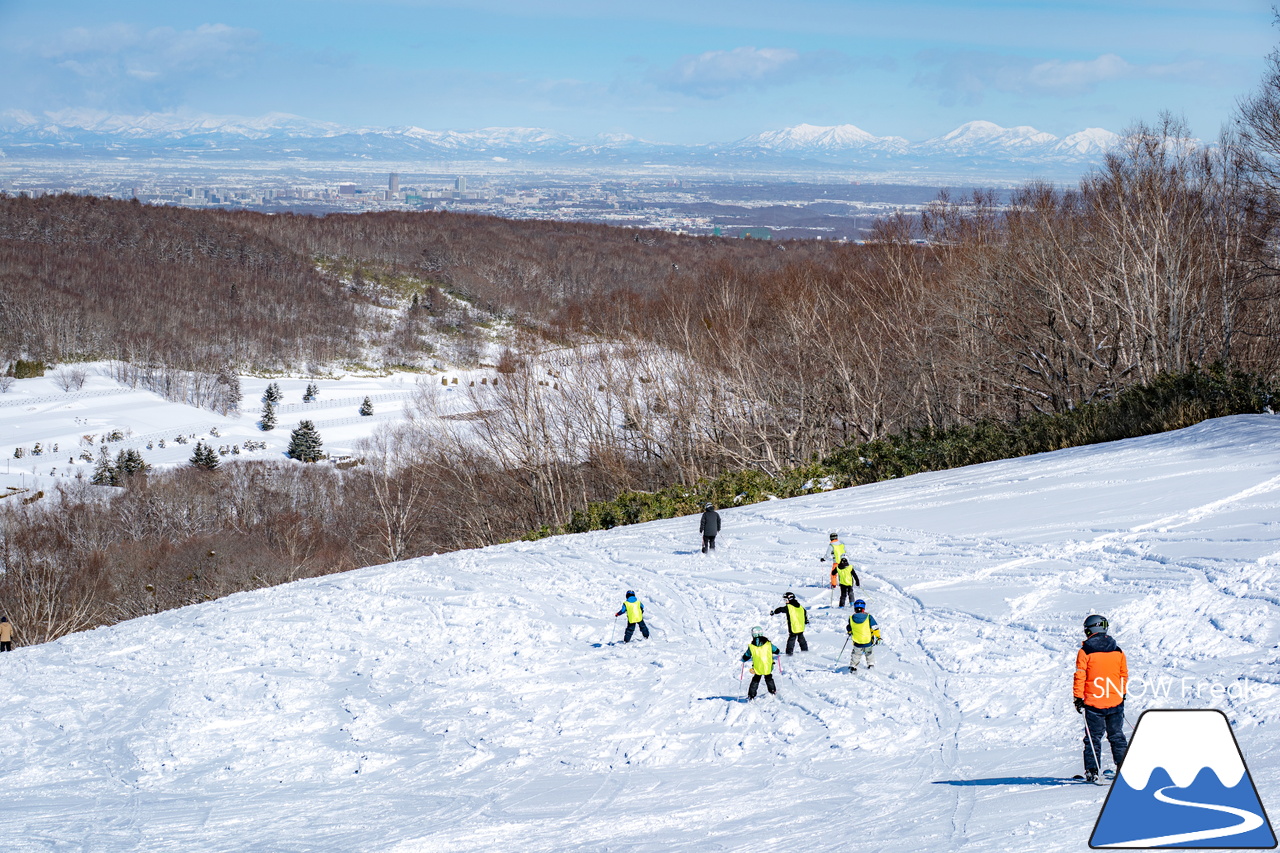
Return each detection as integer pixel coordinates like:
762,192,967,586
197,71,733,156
0,416,1278,852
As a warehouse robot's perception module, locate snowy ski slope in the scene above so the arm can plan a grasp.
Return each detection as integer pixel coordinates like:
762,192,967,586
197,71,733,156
0,416,1277,852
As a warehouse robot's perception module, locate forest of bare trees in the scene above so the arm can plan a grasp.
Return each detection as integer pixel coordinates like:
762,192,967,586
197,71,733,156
5,82,1280,645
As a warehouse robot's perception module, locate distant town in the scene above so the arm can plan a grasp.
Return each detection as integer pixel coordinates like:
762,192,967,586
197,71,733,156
0,163,963,240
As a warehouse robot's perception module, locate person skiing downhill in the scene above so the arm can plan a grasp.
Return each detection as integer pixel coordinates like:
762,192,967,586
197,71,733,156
741,626,780,700
1073,614,1128,782
846,599,880,672
700,503,721,553
822,533,846,587
770,592,809,655
834,556,860,607
614,590,651,643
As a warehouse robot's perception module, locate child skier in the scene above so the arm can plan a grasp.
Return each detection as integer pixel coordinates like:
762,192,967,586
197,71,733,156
846,599,880,672
822,532,846,587
741,626,780,700
834,556,861,607
614,590,651,643
770,591,809,654
1073,614,1128,782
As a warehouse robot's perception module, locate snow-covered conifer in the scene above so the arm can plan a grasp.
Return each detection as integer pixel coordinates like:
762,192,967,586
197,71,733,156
287,420,324,463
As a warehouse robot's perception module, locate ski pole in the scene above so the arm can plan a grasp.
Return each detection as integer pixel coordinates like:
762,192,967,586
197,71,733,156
739,661,745,681
836,634,849,663
610,617,618,645
1084,709,1102,775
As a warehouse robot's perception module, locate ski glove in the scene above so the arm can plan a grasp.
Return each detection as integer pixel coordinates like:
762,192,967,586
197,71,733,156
1073,697,1085,714
873,637,881,645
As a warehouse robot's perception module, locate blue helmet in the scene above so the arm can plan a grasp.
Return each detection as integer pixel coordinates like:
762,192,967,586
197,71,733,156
853,599,866,611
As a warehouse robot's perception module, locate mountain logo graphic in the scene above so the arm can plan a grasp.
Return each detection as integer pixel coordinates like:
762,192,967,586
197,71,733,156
1090,709,1276,849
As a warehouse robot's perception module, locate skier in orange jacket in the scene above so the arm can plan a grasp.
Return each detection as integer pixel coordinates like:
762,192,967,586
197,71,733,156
1073,614,1128,782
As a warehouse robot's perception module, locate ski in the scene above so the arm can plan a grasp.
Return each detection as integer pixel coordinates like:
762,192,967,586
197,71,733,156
1071,769,1114,785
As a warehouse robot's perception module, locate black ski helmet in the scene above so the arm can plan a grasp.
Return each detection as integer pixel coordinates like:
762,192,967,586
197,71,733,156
784,591,796,601
1084,614,1109,636
853,599,866,611
705,502,713,510
829,532,838,540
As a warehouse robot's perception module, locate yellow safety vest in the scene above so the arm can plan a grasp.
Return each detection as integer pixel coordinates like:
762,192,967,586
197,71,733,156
748,640,775,675
836,561,855,586
624,600,644,624
786,602,806,634
830,542,846,563
848,612,876,645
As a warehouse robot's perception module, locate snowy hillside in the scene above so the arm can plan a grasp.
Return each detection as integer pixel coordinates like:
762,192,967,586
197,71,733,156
0,363,495,497
1,416,1278,852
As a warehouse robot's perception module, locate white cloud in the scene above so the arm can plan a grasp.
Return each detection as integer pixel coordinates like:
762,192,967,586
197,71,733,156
651,46,859,99
914,50,1225,105
24,23,262,112
1026,54,1132,93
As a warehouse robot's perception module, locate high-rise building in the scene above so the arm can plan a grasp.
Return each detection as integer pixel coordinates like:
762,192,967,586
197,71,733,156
455,176,467,192
389,173,400,195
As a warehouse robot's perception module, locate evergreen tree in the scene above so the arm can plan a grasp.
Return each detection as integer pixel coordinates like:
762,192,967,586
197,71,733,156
359,396,374,416
260,401,277,431
190,441,220,470
215,367,242,415
263,382,282,404
303,382,318,402
287,419,324,463
115,448,149,478
91,446,118,486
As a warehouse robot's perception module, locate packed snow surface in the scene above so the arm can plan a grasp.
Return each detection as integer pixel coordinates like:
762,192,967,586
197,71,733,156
2,416,1279,852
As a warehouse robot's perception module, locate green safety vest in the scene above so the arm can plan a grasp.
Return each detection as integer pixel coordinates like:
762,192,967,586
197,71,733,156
624,600,644,624
848,612,875,645
748,640,775,675
830,542,846,563
836,561,855,586
786,602,806,634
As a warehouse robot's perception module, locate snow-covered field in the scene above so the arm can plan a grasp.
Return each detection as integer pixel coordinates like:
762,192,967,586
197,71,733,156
0,363,495,496
1,415,1278,852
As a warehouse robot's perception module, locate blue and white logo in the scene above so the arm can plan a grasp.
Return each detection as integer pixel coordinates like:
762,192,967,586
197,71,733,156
1090,709,1276,849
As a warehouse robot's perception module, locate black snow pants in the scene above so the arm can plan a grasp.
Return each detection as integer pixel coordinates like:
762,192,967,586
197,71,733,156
838,585,856,607
702,535,717,553
1083,703,1128,773
623,620,650,642
785,631,808,655
747,673,777,700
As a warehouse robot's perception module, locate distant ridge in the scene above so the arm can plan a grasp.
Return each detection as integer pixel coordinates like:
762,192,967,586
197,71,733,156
0,109,1127,180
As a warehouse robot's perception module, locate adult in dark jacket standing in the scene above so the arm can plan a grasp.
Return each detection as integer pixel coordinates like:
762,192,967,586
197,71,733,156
699,503,721,553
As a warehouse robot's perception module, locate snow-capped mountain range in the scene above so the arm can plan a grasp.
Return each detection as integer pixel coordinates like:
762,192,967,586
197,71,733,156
0,109,1124,177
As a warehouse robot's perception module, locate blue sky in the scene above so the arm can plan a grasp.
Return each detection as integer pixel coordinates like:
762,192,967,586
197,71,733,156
0,0,1272,142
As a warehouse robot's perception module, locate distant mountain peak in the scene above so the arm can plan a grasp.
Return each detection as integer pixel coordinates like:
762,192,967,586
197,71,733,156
0,109,1128,181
